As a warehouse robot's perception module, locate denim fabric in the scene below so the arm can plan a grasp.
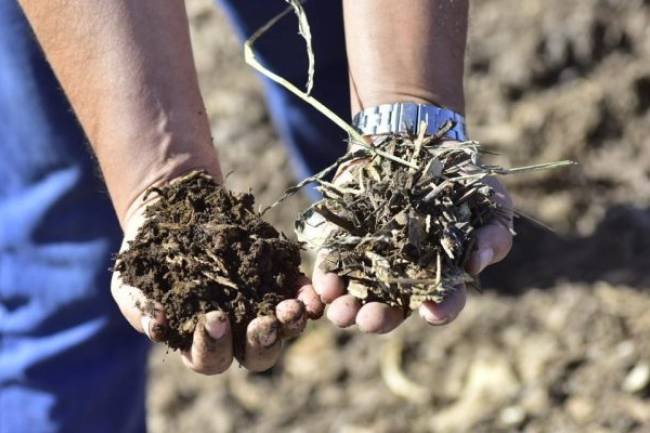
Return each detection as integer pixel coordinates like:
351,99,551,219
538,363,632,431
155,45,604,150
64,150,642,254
0,3,148,432
217,0,350,185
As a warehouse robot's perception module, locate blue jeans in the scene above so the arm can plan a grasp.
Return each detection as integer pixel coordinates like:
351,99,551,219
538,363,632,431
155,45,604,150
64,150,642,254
0,1,347,432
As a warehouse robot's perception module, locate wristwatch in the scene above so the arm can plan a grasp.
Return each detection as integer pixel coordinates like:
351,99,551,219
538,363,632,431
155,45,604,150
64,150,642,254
352,102,467,141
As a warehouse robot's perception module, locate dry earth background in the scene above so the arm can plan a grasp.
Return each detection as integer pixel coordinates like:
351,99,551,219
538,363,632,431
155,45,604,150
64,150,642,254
148,1,650,432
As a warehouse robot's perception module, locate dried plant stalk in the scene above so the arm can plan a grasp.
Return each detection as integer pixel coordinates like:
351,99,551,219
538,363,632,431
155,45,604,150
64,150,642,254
244,2,364,145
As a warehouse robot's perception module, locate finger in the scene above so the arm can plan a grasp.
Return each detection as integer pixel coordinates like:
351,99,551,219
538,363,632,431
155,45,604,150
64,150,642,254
312,251,346,304
296,276,325,319
418,286,467,326
181,311,233,375
465,177,514,275
239,316,282,372
466,221,513,275
111,272,167,342
276,299,307,338
356,302,404,334
326,294,361,328
483,176,514,212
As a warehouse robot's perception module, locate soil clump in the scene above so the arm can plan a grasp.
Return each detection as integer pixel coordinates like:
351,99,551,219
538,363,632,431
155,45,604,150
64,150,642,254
115,170,301,351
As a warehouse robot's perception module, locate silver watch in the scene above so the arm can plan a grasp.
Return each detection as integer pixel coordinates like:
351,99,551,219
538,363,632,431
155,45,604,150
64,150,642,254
352,102,467,141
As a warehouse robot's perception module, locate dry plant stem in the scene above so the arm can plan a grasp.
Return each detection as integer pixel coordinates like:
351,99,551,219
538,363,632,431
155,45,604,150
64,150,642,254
381,335,430,403
244,5,363,144
283,0,315,94
244,2,419,174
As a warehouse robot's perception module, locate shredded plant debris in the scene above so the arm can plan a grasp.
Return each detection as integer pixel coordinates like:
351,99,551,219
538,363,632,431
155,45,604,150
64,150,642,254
295,123,574,314
115,170,301,351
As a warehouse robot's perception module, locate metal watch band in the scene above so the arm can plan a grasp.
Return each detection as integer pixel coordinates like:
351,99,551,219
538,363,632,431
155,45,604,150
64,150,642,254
352,102,467,141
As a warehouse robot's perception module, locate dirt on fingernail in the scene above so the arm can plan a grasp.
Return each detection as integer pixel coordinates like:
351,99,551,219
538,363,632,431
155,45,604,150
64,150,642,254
115,170,301,352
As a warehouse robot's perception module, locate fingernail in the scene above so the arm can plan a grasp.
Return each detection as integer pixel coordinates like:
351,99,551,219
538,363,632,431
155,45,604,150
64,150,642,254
477,248,494,274
419,306,444,325
258,324,279,348
204,312,228,340
418,308,440,324
141,316,153,340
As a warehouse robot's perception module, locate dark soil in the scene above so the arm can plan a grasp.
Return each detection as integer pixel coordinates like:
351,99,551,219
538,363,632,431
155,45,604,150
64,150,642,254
115,170,301,351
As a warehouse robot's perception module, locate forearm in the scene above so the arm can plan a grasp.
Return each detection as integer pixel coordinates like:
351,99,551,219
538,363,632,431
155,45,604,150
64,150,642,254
343,0,468,115
19,0,221,225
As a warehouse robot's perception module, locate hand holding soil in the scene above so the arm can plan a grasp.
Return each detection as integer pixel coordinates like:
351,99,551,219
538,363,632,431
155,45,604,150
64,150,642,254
111,171,324,374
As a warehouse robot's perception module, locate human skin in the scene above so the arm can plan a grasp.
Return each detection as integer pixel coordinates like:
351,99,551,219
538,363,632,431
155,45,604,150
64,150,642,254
18,0,513,370
311,0,514,333
18,0,323,374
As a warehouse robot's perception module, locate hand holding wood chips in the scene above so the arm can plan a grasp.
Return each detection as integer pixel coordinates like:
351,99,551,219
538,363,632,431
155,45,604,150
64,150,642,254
299,132,516,333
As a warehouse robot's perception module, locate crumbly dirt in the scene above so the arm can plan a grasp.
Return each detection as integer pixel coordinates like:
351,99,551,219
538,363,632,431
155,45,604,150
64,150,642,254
115,170,301,351
146,1,650,432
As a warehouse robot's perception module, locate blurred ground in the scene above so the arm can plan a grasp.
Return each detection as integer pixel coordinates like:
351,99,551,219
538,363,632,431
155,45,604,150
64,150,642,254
148,1,650,432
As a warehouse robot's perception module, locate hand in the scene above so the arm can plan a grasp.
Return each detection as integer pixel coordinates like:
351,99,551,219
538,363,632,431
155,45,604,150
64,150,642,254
111,195,325,374
311,158,513,334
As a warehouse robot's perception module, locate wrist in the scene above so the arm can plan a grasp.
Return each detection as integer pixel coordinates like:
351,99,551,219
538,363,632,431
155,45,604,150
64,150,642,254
90,103,222,228
352,102,467,142
343,0,468,117
114,144,223,229
350,88,465,118
120,161,224,233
